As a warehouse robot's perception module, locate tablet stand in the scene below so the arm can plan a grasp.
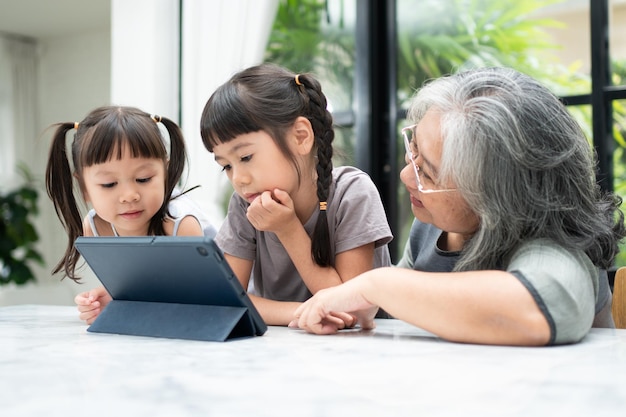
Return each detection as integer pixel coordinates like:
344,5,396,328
87,300,257,342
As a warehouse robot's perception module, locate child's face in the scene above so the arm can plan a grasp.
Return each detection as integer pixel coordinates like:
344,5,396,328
81,146,167,236
212,131,301,204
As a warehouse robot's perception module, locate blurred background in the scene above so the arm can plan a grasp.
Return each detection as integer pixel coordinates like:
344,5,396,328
1,0,625,306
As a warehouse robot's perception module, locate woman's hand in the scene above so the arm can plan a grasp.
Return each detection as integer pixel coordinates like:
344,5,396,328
290,277,378,334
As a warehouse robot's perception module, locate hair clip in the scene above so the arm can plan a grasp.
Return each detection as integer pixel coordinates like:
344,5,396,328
319,201,327,211
151,114,162,123
295,74,303,86
74,122,79,130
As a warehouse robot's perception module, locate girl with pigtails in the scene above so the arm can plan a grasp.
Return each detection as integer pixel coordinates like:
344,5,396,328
45,106,215,324
201,63,393,326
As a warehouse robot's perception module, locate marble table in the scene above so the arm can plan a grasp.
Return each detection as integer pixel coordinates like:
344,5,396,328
1,305,626,417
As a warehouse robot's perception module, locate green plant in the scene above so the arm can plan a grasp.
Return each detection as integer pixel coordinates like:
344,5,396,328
265,0,626,261
0,163,44,285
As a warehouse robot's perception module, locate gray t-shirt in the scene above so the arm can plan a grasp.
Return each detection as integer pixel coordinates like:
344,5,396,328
216,166,393,302
397,219,614,345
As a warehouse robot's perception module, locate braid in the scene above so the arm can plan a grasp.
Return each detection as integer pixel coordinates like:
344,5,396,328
297,74,335,266
200,64,338,267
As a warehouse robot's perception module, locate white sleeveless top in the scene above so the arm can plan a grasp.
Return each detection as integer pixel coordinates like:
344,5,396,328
87,208,190,236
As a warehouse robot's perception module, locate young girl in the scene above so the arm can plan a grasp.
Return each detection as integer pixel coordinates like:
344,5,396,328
200,63,393,326
46,106,212,323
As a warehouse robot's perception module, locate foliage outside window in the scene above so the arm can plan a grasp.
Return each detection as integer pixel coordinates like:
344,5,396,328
265,0,626,264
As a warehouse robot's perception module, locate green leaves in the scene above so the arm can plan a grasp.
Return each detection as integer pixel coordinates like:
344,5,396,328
396,0,566,95
0,164,44,285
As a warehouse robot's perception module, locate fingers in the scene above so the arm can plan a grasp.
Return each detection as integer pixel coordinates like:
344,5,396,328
78,305,101,325
302,316,345,335
292,301,352,335
270,188,293,207
332,312,358,328
251,189,291,210
76,296,101,325
359,317,376,330
74,291,93,306
74,286,110,325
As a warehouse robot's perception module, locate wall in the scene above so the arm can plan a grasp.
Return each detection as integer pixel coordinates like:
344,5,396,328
0,30,109,306
538,0,626,73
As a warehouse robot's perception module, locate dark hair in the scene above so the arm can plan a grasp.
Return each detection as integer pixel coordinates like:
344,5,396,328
45,106,188,281
200,63,335,266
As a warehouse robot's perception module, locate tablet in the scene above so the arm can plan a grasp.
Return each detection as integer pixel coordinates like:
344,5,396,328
74,236,267,341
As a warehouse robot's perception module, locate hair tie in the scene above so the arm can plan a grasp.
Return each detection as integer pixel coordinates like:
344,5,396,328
319,201,327,211
295,74,303,86
74,122,79,130
151,114,162,123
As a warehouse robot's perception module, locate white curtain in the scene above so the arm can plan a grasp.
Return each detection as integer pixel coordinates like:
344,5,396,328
0,35,37,189
110,0,278,227
180,0,279,227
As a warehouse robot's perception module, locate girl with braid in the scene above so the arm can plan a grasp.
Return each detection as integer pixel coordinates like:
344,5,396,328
46,106,215,324
201,63,393,326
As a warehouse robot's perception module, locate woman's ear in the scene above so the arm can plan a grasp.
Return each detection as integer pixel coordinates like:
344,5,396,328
291,116,315,155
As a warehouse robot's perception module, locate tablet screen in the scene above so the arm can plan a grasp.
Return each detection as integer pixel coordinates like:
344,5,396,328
74,236,267,336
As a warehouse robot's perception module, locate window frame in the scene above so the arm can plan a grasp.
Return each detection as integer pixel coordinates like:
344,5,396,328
353,0,626,261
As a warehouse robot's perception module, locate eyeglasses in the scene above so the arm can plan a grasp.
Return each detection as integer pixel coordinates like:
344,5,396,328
401,124,457,194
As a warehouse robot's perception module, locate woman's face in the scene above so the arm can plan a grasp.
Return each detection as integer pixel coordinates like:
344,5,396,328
400,109,479,237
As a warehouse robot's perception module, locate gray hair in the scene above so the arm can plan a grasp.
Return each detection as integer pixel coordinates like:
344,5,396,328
407,67,625,271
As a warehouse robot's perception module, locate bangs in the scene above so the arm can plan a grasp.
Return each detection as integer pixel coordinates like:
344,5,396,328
200,83,264,152
78,112,167,167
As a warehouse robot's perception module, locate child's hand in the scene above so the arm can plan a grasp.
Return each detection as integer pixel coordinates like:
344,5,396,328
74,286,112,325
246,188,298,233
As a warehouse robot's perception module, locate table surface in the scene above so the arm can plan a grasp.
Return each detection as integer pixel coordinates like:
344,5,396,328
2,304,626,417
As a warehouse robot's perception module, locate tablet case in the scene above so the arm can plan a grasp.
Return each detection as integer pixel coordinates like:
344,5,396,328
74,236,267,342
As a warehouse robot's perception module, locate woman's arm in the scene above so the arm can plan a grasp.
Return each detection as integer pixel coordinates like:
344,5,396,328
294,267,551,346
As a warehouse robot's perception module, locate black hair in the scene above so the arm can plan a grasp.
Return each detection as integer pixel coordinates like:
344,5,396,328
45,106,188,281
200,63,335,266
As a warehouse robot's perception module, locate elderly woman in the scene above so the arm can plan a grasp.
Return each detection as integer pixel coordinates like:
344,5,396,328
292,67,625,346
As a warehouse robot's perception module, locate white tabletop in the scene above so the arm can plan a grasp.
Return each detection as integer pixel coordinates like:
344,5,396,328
1,304,626,417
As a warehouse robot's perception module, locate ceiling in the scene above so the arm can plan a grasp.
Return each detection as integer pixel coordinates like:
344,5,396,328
0,0,110,39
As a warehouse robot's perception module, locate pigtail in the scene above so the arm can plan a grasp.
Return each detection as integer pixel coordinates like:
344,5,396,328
297,74,335,267
146,115,187,236
45,122,84,282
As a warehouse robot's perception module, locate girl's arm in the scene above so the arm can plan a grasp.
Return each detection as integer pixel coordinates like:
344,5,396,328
275,219,376,292
224,253,356,327
224,253,299,325
225,253,301,325
75,214,203,324
163,215,204,236
247,189,377,292
293,267,551,346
